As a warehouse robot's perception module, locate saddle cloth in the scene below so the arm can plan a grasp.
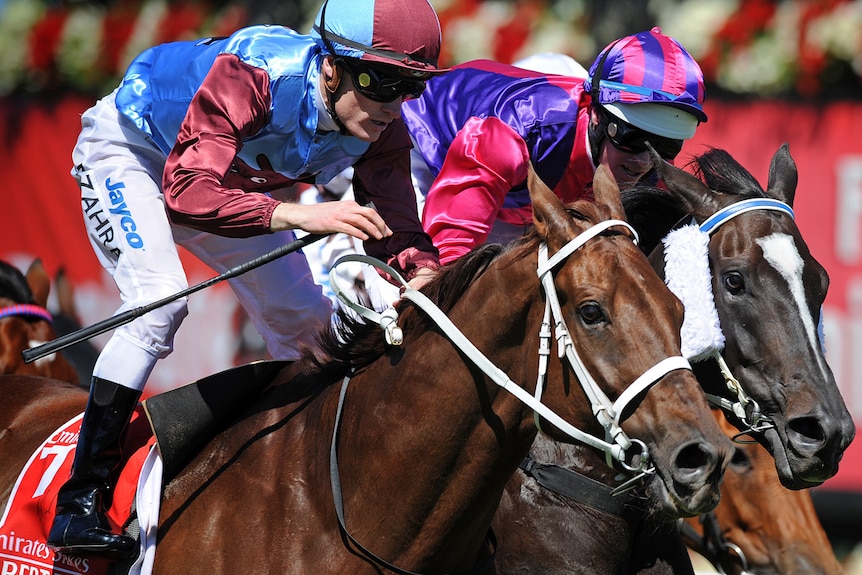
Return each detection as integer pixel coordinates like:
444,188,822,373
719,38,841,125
0,407,162,575
0,360,288,575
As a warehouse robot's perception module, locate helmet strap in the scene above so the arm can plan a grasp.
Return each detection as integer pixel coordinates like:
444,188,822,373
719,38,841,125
324,57,342,93
587,106,605,167
588,39,622,166
322,58,348,135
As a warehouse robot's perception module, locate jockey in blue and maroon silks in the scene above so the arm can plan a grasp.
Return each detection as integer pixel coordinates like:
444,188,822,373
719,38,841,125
402,28,708,266
48,0,447,558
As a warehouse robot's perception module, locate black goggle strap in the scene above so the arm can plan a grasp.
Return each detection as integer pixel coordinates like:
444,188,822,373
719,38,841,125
317,1,349,133
317,0,339,59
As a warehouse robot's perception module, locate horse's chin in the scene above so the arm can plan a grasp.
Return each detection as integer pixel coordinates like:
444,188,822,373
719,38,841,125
763,427,827,490
641,474,721,521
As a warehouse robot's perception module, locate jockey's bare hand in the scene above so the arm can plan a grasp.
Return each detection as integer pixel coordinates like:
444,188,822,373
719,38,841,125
406,266,437,292
270,201,392,240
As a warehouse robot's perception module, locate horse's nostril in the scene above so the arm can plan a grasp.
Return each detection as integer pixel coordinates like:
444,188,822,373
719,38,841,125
674,442,719,481
788,416,825,444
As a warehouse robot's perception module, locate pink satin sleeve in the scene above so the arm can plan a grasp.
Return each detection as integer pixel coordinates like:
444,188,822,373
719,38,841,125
422,116,530,265
163,54,281,238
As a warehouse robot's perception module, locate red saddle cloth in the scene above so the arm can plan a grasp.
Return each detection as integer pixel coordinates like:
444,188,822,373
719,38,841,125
0,406,155,575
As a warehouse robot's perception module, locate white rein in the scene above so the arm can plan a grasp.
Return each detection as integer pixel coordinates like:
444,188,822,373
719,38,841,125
329,219,690,477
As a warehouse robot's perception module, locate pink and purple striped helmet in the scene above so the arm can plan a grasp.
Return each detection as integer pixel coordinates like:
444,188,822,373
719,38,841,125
584,27,707,139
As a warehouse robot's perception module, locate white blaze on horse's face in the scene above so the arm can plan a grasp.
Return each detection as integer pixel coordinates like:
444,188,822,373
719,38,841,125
756,233,830,376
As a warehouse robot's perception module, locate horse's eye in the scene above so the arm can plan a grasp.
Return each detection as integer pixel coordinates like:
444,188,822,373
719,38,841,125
578,302,605,325
723,272,745,295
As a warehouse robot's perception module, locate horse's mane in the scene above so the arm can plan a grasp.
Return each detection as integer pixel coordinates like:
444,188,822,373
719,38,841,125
621,187,689,255
0,260,35,304
302,199,607,382
622,148,767,254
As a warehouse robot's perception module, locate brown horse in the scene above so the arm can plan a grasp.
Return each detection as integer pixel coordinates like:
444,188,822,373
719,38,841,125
0,166,733,574
681,410,843,575
492,145,851,574
0,259,78,383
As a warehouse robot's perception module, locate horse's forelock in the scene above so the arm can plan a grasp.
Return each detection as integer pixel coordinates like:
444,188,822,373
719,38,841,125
687,148,765,198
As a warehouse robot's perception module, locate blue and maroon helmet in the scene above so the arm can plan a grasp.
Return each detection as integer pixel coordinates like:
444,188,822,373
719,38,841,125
584,27,707,139
311,0,447,79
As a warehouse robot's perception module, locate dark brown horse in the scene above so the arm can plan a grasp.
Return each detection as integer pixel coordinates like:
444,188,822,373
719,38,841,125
644,144,854,487
0,166,733,574
492,145,853,574
0,259,78,383
681,410,843,575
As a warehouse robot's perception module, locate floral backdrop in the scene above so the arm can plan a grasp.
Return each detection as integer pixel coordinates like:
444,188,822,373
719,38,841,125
1,0,861,99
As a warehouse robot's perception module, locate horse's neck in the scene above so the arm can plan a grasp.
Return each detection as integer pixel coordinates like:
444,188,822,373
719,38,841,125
329,262,544,566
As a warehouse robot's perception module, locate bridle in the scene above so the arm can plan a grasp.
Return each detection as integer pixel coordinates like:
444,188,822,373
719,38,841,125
330,218,691,486
694,197,796,438
0,302,57,371
678,514,753,575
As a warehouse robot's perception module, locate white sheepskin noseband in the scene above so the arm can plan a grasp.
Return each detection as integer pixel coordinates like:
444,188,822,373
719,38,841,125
662,225,725,362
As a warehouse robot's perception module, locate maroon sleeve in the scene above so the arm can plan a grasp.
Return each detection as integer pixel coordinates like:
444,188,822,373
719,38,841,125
352,118,440,280
163,54,282,238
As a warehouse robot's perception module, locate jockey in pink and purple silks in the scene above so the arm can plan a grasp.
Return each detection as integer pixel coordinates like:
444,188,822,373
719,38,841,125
402,28,709,265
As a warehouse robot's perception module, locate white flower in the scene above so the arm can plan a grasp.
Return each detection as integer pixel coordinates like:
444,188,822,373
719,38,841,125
121,0,169,76
0,0,44,95
446,2,513,63
56,5,105,90
652,0,739,58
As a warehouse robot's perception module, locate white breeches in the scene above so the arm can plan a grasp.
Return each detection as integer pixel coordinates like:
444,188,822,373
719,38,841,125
73,91,330,392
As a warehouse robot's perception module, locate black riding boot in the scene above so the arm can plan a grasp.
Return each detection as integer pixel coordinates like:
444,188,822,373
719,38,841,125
47,377,141,558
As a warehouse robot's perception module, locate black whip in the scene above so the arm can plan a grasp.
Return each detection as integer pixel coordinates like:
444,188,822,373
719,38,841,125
22,233,329,364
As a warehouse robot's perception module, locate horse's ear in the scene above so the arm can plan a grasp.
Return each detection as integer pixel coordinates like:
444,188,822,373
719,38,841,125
529,161,578,243
648,145,722,221
592,163,626,221
766,143,798,207
25,259,50,308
